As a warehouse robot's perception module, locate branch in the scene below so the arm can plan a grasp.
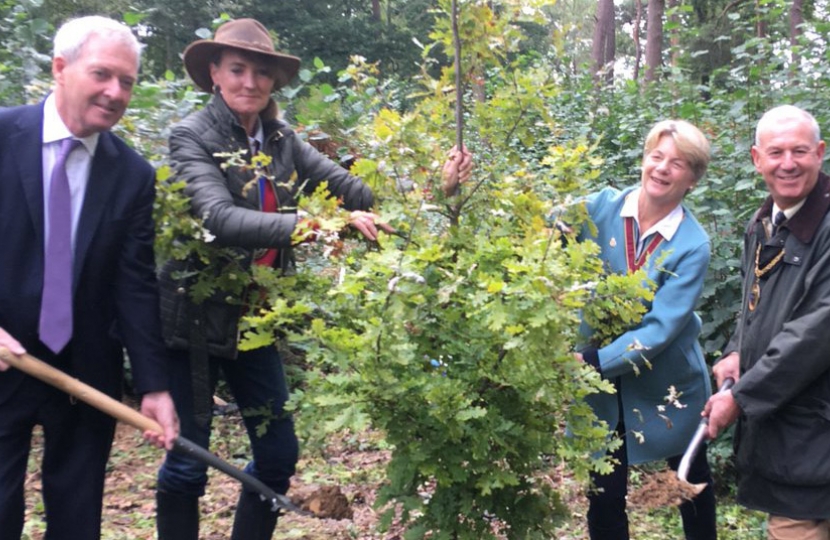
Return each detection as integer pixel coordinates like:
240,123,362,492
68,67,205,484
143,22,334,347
452,0,463,152
444,0,465,226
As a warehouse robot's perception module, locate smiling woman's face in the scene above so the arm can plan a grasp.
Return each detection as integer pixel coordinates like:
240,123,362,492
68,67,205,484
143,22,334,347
210,49,278,133
640,135,697,208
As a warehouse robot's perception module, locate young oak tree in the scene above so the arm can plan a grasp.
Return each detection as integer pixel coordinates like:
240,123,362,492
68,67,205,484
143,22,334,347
151,2,658,538
236,2,655,538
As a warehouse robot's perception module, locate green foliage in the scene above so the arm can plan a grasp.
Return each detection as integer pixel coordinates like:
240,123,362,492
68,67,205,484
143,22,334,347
245,0,435,85
524,0,829,361
152,2,830,531
297,190,620,537
582,267,655,349
0,0,50,105
8,0,830,534
141,2,758,534
260,10,653,535
128,7,240,76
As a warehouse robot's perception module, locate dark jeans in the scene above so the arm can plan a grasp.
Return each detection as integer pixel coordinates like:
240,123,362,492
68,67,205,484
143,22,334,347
588,422,717,540
0,376,115,540
157,346,299,497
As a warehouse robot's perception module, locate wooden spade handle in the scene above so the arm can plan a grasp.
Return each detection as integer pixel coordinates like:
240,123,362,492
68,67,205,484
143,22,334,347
0,347,162,435
0,346,311,515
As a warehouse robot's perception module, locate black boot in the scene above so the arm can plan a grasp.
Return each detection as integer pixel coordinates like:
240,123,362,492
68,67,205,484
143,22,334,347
230,490,280,540
156,490,199,540
587,495,630,540
588,522,631,540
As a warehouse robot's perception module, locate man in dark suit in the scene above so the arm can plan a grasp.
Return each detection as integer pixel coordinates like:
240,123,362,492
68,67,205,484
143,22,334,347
0,16,178,540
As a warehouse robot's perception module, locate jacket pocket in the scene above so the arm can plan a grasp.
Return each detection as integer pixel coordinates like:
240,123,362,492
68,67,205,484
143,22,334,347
158,259,241,360
744,400,830,486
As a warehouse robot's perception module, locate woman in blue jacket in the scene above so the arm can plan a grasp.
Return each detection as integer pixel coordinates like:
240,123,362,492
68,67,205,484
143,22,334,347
575,120,715,539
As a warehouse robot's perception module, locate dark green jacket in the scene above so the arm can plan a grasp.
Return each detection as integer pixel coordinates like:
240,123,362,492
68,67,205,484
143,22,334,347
724,172,830,519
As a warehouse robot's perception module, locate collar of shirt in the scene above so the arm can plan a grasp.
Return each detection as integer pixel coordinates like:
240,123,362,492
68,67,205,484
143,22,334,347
248,118,264,153
620,187,685,242
754,173,830,244
43,93,99,154
772,199,806,222
42,93,99,252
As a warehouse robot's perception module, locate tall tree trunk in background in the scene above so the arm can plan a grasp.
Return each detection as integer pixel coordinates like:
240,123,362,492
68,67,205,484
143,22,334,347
644,0,664,84
372,0,382,21
591,0,616,84
756,0,767,39
790,0,803,77
667,0,680,68
633,0,643,82
747,0,771,90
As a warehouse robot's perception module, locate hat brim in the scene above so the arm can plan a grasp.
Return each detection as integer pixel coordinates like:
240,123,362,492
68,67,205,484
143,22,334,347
183,40,301,93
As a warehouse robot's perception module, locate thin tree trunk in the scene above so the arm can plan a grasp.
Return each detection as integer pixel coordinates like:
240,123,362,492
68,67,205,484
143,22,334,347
633,0,643,82
668,0,680,67
604,5,616,81
644,0,664,84
749,0,769,90
756,0,767,39
452,0,463,152
372,0,382,21
591,0,616,84
790,0,803,76
446,0,465,221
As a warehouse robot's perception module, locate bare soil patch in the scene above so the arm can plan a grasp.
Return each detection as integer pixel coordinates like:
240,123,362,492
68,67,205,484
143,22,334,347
23,404,403,540
21,400,694,540
628,469,706,509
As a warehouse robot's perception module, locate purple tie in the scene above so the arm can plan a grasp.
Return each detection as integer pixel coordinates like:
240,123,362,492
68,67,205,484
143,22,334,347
39,138,81,353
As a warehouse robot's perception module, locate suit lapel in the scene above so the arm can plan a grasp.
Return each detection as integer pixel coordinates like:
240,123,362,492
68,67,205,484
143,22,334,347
74,132,121,290
11,105,47,248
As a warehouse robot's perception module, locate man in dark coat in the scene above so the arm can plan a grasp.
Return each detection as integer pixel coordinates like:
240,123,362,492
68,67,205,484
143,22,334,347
0,15,178,540
705,105,830,539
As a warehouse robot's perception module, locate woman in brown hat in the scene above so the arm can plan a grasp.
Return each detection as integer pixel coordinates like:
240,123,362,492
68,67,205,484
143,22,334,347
155,18,472,540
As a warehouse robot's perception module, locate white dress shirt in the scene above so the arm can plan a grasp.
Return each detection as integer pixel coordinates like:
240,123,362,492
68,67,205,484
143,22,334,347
41,93,99,254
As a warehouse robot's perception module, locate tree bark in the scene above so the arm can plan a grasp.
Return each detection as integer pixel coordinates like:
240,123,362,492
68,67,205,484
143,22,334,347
644,0,664,84
372,0,382,21
633,0,643,82
667,0,680,67
755,0,767,39
790,0,803,74
591,0,616,84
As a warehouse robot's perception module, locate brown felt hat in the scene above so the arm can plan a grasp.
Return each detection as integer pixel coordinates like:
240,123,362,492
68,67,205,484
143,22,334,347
182,18,300,93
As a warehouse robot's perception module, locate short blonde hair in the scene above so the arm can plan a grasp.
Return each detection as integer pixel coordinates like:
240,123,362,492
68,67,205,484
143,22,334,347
643,120,711,181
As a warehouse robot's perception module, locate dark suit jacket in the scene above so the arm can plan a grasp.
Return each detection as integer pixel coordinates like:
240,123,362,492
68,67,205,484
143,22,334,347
0,101,169,405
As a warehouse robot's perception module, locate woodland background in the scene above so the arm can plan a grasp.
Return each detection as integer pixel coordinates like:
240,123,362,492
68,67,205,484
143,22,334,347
3,0,829,538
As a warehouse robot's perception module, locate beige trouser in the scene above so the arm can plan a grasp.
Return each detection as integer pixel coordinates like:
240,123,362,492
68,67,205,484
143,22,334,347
768,516,830,540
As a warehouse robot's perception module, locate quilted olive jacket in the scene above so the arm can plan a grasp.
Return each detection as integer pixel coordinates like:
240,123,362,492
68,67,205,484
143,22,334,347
159,92,374,358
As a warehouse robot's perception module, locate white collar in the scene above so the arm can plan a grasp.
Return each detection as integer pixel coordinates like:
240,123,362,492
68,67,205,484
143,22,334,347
773,199,806,221
248,118,264,150
43,93,99,154
620,187,685,242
